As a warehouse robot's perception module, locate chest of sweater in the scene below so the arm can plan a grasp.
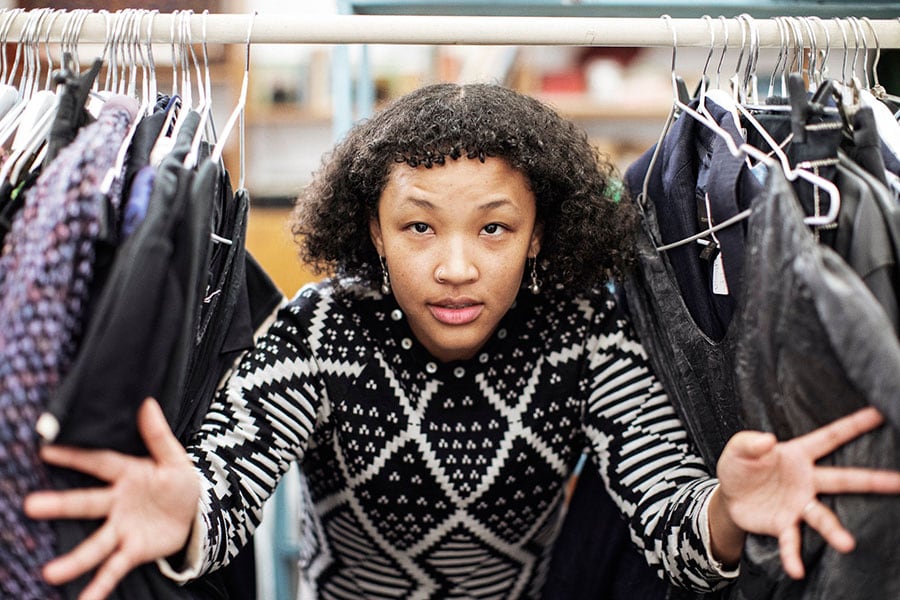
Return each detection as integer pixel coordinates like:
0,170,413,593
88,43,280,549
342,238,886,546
302,353,586,548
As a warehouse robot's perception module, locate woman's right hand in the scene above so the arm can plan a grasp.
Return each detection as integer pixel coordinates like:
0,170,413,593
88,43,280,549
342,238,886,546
24,397,201,600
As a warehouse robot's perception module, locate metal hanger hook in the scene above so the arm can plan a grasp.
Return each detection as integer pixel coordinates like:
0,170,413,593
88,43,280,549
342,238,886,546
714,16,729,90
860,17,882,91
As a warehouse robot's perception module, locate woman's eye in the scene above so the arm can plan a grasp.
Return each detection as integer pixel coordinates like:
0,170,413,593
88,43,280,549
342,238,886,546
482,223,505,235
410,222,431,234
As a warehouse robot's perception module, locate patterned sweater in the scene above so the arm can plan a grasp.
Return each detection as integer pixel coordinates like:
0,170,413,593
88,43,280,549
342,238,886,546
177,278,733,598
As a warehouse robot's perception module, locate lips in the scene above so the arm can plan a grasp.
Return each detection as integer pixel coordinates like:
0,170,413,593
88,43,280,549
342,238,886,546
428,300,483,325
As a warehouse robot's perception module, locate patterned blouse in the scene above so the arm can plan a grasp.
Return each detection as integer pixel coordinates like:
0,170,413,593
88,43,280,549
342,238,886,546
176,278,734,598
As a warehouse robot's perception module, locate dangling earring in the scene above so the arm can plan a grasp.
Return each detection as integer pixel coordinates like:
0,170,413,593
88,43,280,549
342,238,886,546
380,256,391,295
529,257,541,295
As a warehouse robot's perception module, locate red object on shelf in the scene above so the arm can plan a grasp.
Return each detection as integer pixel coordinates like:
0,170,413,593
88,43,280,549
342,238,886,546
541,70,586,94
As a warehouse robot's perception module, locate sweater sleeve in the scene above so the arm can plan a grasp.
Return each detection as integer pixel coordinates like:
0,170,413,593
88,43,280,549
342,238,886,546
581,293,738,592
180,290,332,577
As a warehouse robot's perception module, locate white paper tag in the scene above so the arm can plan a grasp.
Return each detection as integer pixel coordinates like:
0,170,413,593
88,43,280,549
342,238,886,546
712,252,730,296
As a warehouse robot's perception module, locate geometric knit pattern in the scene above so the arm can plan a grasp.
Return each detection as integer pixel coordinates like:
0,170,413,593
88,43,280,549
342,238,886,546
0,100,133,600
188,278,728,599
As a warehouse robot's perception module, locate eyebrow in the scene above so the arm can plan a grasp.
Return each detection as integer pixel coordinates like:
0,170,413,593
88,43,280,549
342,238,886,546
399,197,515,211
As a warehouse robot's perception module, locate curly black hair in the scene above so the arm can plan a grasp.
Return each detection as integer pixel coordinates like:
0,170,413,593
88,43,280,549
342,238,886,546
291,82,637,293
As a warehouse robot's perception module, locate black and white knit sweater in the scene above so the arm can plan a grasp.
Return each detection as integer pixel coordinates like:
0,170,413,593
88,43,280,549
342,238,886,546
177,278,733,598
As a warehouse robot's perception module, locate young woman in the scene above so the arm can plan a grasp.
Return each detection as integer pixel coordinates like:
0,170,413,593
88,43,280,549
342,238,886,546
26,83,900,600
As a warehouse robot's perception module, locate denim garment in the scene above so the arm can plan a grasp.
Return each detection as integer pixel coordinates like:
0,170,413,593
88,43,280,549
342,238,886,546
731,167,900,600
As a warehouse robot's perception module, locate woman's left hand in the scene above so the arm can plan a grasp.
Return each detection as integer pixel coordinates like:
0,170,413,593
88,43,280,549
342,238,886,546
714,406,900,579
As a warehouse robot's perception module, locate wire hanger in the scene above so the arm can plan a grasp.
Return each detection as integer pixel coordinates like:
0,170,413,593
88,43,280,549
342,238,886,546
99,9,151,195
210,10,256,192
184,10,216,169
206,11,256,248
654,15,843,253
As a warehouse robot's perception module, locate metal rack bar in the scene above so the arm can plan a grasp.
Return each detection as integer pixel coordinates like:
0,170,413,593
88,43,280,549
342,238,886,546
3,12,900,49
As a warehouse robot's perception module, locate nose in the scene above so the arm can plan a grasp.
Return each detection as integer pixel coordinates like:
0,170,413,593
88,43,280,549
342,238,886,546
435,236,478,284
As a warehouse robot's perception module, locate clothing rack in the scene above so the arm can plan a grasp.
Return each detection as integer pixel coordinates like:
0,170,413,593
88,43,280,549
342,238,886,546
2,11,900,49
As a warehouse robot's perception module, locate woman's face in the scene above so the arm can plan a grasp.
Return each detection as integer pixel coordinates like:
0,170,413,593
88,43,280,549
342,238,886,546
370,156,542,363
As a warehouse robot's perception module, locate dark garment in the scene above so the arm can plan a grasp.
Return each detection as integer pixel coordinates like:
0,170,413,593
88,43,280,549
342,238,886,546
743,77,844,250
42,112,205,600
731,167,900,600
542,463,669,600
122,93,170,190
174,160,240,440
843,106,889,186
175,181,283,443
121,165,155,239
831,153,900,333
44,110,204,452
623,99,763,470
0,97,136,600
621,198,744,477
44,57,102,165
624,98,758,341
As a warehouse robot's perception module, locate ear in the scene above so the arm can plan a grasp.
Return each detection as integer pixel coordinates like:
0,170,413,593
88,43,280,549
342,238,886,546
528,222,544,258
369,215,385,256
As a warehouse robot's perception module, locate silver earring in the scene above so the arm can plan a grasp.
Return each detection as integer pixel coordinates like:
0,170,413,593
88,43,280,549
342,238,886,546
380,256,391,295
529,258,541,295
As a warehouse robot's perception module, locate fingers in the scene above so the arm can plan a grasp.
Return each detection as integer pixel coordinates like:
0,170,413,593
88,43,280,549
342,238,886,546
724,430,778,460
800,500,855,554
24,488,112,521
42,522,118,585
78,550,135,600
778,525,805,579
138,397,189,465
778,500,856,581
798,407,884,460
814,466,900,495
38,445,128,483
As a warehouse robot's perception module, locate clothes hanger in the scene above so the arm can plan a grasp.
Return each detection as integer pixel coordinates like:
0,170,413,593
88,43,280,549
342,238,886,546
210,11,256,192
6,8,69,186
184,10,215,170
100,10,154,195
0,10,24,121
204,12,257,248
849,17,900,160
634,14,689,221
0,9,48,149
655,16,843,253
807,16,830,91
0,9,62,185
149,10,191,167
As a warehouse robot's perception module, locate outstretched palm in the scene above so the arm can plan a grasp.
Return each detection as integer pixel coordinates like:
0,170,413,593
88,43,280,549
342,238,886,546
25,398,200,600
716,407,900,578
